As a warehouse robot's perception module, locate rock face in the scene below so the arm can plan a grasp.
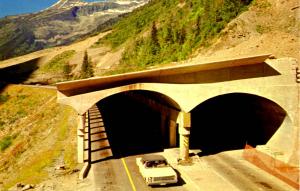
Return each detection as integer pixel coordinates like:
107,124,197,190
0,0,148,60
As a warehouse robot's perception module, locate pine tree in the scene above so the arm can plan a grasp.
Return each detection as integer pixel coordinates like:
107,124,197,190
151,22,159,46
81,51,93,78
164,24,173,44
178,28,186,45
195,15,201,36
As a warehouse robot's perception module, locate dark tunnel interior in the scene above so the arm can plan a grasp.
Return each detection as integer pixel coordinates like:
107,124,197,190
190,93,287,156
97,91,172,158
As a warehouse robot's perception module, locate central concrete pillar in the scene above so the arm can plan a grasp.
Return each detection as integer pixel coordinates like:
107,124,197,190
77,113,86,163
178,112,191,161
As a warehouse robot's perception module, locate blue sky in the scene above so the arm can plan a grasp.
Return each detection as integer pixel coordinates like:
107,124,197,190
0,0,103,18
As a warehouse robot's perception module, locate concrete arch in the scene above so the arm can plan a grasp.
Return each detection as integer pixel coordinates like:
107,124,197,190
58,83,185,115
98,89,181,111
189,92,295,164
189,91,288,112
178,86,296,115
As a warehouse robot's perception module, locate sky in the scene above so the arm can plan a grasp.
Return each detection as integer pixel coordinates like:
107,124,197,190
0,0,104,18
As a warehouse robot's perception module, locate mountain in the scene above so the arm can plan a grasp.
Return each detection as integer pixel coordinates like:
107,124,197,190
96,0,253,74
0,0,255,85
95,0,299,75
0,0,148,60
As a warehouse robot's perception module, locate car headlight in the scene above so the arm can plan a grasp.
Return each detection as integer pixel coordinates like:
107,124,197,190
147,177,153,182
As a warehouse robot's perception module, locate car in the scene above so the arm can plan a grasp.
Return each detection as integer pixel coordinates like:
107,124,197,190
136,154,178,186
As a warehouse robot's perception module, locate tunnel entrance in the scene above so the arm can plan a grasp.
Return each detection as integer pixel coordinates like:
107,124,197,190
190,93,287,156
97,90,179,158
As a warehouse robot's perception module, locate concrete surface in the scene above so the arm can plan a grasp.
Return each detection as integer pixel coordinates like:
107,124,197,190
163,148,297,191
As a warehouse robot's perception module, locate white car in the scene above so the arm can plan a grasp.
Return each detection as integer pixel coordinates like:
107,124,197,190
136,154,178,186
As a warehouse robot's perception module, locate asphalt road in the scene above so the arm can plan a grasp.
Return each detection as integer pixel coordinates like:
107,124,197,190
202,152,295,191
90,154,189,191
86,105,189,191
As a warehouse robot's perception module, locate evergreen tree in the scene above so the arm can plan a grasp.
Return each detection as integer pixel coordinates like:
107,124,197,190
81,51,94,78
178,27,186,45
150,21,160,55
163,24,173,44
196,15,201,33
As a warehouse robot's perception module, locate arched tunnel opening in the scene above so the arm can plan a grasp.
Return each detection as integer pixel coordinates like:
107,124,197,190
97,90,180,158
190,93,287,156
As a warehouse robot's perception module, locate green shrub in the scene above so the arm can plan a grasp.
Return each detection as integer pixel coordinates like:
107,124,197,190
17,94,27,100
0,93,9,104
256,24,270,34
0,136,13,151
252,0,271,9
16,108,27,118
0,121,5,130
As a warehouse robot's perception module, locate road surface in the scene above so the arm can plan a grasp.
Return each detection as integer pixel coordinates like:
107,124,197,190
89,154,188,191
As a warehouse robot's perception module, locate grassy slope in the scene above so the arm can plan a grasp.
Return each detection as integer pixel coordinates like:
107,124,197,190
96,0,252,75
40,50,76,74
0,85,77,190
33,50,77,84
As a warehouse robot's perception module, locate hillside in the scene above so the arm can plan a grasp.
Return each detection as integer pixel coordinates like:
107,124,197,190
95,0,299,74
0,32,110,85
192,0,300,63
0,0,148,61
1,0,298,84
0,85,80,190
94,0,253,74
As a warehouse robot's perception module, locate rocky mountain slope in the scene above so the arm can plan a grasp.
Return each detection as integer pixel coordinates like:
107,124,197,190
95,0,299,74
0,0,148,60
193,0,300,63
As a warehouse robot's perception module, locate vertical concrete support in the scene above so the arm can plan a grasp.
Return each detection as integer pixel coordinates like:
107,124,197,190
179,135,190,161
77,113,86,163
169,120,177,147
178,112,191,161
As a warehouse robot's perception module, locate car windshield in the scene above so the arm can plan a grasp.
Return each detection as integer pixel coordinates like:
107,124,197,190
144,160,168,168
